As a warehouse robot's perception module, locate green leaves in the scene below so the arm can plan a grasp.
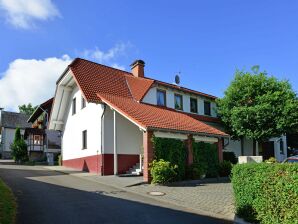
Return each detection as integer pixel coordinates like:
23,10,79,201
150,159,178,184
153,137,187,180
18,103,37,116
217,69,298,141
231,163,298,223
10,128,28,162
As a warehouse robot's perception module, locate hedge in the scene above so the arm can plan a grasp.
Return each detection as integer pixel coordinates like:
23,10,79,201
152,137,187,180
231,163,298,224
193,142,219,177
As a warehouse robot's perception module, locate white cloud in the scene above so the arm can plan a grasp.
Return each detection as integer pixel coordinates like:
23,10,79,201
0,44,130,111
0,0,59,29
0,55,71,111
80,43,128,69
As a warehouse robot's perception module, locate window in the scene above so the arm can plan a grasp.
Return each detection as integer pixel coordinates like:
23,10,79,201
82,130,87,149
81,96,86,109
174,94,183,110
157,89,166,106
190,98,198,113
34,135,42,145
204,101,211,116
72,98,76,115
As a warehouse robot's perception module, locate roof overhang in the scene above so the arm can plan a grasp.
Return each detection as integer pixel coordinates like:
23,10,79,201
49,69,77,131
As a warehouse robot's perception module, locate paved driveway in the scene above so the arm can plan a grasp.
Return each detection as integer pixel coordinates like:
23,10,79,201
0,161,231,224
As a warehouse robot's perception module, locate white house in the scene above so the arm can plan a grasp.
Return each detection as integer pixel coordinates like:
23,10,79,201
49,59,230,182
0,110,31,159
48,58,289,181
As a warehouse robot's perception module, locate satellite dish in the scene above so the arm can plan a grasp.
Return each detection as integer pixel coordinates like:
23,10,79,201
175,74,180,85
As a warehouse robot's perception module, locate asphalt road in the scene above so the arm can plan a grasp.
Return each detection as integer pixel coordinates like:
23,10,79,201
0,161,230,224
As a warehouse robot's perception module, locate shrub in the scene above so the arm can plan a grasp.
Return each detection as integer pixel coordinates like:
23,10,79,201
265,157,278,163
153,137,187,180
223,151,238,164
150,159,178,184
231,163,298,223
10,128,28,162
187,163,207,179
193,142,219,177
218,161,232,177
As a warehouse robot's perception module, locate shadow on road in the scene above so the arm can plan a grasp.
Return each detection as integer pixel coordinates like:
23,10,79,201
0,163,232,224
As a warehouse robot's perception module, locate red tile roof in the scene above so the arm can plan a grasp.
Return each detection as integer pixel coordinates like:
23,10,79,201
96,93,227,136
125,75,154,101
70,59,132,102
67,58,227,137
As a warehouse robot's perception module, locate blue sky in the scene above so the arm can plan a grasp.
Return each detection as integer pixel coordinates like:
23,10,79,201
0,0,297,110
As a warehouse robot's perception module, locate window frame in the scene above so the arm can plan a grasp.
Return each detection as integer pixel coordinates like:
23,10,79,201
204,100,211,116
156,89,167,106
190,97,198,114
72,97,76,115
174,93,183,111
82,130,87,150
81,96,86,109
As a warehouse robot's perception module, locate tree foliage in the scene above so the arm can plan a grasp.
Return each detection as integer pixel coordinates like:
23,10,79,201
10,128,28,162
18,103,37,116
216,69,298,141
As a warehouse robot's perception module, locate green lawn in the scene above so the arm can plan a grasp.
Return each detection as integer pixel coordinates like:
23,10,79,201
0,178,16,224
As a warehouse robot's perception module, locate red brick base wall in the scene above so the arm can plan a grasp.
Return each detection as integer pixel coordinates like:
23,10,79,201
63,154,102,174
62,154,139,175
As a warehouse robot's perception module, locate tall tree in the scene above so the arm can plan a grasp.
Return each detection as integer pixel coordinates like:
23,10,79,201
216,68,298,154
18,103,37,116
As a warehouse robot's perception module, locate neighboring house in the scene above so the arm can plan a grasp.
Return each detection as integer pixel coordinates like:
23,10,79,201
24,98,61,161
0,110,31,159
49,58,229,182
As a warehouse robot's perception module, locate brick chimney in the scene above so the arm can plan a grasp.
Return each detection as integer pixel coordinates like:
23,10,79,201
130,60,145,78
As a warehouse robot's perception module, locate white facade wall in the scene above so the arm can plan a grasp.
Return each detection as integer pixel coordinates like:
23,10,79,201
62,87,104,160
62,87,143,160
269,136,287,162
142,86,217,117
103,107,143,155
224,138,254,157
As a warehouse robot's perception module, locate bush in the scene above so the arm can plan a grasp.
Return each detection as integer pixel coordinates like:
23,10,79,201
193,142,219,177
218,161,232,177
187,163,207,179
231,163,298,223
153,137,187,180
150,159,178,184
223,151,238,164
10,128,28,162
265,157,278,163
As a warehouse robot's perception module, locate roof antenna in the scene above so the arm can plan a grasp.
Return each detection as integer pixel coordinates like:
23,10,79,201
174,72,181,85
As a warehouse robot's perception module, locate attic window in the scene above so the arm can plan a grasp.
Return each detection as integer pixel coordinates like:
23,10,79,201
174,94,183,110
157,89,166,106
190,98,198,113
204,101,211,116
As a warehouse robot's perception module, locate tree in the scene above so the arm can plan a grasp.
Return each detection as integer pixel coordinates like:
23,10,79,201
10,128,28,162
216,68,298,154
18,103,37,116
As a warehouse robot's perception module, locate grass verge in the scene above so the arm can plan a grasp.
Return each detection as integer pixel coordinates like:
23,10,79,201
0,178,16,224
